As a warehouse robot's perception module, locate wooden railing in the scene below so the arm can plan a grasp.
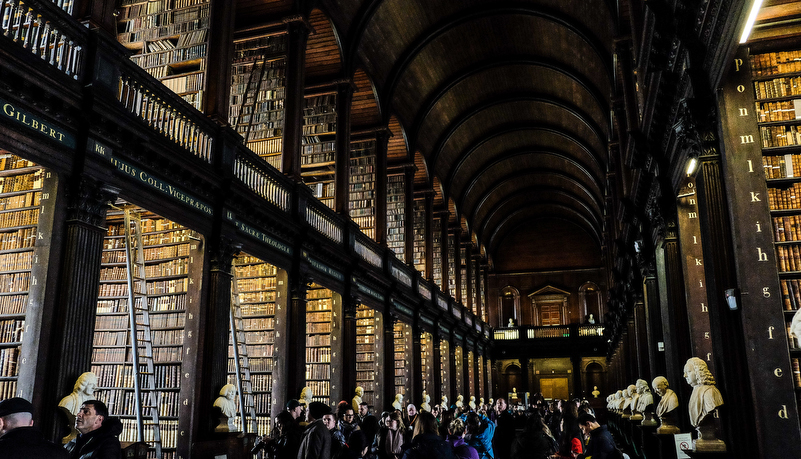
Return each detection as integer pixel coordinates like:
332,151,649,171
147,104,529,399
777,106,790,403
1,0,86,79
305,198,343,244
233,147,291,212
494,324,606,340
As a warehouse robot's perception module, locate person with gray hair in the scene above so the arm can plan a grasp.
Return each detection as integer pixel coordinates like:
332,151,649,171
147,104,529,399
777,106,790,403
0,397,68,458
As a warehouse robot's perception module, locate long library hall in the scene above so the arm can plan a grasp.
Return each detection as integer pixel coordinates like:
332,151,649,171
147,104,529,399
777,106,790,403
0,0,799,458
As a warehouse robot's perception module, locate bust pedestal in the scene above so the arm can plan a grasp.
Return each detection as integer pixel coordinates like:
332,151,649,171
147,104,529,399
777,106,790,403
694,415,726,452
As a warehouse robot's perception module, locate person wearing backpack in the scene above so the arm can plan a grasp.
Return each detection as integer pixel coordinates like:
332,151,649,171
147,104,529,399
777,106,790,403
510,413,556,459
576,413,619,459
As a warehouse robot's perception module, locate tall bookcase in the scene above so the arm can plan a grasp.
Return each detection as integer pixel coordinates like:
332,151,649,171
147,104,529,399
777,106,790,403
478,267,486,322
0,155,55,400
349,141,377,239
302,93,337,209
229,33,287,169
413,200,426,276
439,339,450,403
305,283,334,404
420,332,434,396
432,218,442,289
228,254,276,436
454,345,463,399
470,259,479,317
467,350,475,397
750,48,801,423
387,175,405,257
393,322,411,398
116,0,211,111
460,247,468,309
93,204,203,459
356,305,378,410
447,234,457,298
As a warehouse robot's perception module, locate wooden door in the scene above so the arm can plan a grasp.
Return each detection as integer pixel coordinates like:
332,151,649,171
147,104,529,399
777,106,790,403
540,377,569,400
539,303,562,326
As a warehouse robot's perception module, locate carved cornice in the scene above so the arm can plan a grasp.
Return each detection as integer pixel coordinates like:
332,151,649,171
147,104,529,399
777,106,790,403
66,177,118,227
210,236,241,273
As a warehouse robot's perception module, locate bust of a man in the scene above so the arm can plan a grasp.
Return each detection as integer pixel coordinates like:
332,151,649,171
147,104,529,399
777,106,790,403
441,395,448,409
456,395,464,408
684,358,724,427
615,390,626,411
352,386,364,412
479,397,485,408
507,318,515,327
214,384,238,432
421,391,431,412
299,386,314,411
652,376,678,433
790,309,801,345
469,396,476,410
59,372,98,443
393,393,404,411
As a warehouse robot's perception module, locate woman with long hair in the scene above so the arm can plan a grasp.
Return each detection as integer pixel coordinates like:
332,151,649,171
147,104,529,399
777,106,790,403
552,409,583,459
400,412,454,459
511,413,556,459
378,411,405,459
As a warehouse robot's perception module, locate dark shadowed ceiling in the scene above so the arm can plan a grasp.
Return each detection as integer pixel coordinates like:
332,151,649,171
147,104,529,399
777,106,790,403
238,0,620,268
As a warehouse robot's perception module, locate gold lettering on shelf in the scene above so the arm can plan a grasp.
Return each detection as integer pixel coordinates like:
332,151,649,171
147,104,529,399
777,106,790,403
707,352,712,361
748,160,754,172
740,135,755,144
735,58,744,72
739,107,749,116
779,405,789,419
693,236,698,244
185,373,189,379
763,287,771,298
737,85,746,93
775,368,783,377
751,192,761,202
695,258,703,266
701,303,708,312
758,247,769,261
756,222,762,232
768,326,775,339
704,332,710,339
689,211,698,219
183,399,189,405
699,280,704,288
689,198,697,206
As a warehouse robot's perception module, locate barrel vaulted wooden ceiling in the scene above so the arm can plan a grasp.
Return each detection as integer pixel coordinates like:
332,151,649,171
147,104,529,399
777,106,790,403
238,0,619,268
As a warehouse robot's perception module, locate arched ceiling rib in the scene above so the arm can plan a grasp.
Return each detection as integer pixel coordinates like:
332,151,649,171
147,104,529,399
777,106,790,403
317,0,615,264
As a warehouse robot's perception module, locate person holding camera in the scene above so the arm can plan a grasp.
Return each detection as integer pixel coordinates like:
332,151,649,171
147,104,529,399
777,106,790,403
251,411,302,459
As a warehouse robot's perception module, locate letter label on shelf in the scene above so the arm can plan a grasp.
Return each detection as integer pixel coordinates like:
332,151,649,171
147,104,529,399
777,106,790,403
735,59,743,72
768,326,775,339
747,160,754,172
741,135,755,144
758,247,769,261
739,107,749,116
756,222,762,232
763,287,770,298
701,303,708,312
751,192,760,202
779,405,789,419
775,368,783,377
695,258,703,266
689,212,698,219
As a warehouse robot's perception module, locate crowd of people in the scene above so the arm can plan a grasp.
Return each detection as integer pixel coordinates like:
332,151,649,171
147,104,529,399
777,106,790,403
0,393,622,459
255,394,622,459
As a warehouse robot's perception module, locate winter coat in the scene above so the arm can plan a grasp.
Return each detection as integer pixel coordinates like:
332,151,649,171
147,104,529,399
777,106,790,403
578,425,616,459
400,433,454,459
448,435,479,459
460,413,495,459
0,426,69,459
298,419,331,459
64,417,123,459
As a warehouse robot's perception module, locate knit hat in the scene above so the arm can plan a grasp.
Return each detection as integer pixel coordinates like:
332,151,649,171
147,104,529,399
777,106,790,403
308,401,332,420
0,397,33,417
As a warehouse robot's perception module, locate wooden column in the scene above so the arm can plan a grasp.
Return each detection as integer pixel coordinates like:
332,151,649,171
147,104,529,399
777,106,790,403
43,177,116,440
403,167,415,265
282,20,309,179
383,314,397,411
194,238,240,436
200,0,236,121
342,293,359,403
448,336,457,403
423,193,434,280
334,82,354,215
438,213,449,292
431,329,442,406
271,268,291,421
464,244,473,313
452,228,461,303
286,274,308,401
374,131,389,245
643,272,665,382
74,0,116,35
411,321,423,406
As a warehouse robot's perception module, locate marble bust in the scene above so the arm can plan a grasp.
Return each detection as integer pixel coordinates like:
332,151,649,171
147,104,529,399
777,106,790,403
507,318,515,327
592,386,600,398
441,395,448,410
299,386,313,411
615,390,626,412
393,393,404,411
59,372,98,443
421,391,431,412
469,396,476,411
456,394,464,408
214,384,238,432
621,385,636,418
634,379,654,424
790,309,801,345
652,376,679,434
684,358,726,451
352,386,364,412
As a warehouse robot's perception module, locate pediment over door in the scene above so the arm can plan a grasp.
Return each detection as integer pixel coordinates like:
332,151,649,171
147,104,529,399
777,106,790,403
528,285,571,326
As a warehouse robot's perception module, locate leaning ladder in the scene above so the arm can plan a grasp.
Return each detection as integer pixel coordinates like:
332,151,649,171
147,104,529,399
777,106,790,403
123,209,162,457
230,262,258,434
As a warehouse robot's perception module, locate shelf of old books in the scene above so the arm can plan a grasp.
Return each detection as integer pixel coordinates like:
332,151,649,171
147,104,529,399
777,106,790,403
228,254,276,436
0,154,55,400
420,332,434,395
413,200,426,276
432,218,442,289
305,283,334,404
454,346,464,398
93,203,203,459
467,350,475,396
478,267,487,322
387,174,405,257
439,339,450,402
302,93,337,209
753,49,801,399
447,234,457,298
459,247,469,309
349,141,376,239
356,305,380,410
229,32,287,170
393,321,411,397
116,0,212,111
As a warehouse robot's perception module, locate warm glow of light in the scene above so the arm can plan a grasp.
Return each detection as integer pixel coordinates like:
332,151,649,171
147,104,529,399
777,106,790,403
686,157,699,176
739,0,765,43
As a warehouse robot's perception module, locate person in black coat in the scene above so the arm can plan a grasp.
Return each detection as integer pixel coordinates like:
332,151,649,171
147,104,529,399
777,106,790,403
253,411,303,459
64,400,122,459
577,413,617,459
298,401,333,459
0,397,68,459
400,412,454,459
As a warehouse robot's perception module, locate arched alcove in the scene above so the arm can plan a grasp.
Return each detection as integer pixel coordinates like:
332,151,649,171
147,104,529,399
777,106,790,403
498,285,520,328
